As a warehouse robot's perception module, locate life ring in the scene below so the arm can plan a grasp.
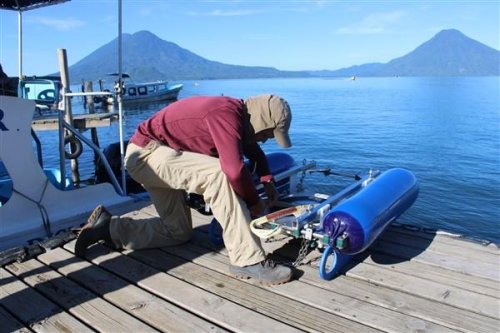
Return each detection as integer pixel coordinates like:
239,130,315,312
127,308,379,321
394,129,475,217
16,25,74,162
250,204,314,239
64,135,83,159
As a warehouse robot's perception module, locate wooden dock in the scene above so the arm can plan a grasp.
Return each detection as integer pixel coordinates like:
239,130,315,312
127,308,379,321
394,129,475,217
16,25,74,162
1,200,499,333
31,111,118,131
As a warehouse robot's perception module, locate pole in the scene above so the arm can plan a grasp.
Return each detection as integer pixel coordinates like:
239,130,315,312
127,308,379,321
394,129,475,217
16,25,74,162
117,0,127,195
17,11,22,78
85,81,100,163
58,48,80,186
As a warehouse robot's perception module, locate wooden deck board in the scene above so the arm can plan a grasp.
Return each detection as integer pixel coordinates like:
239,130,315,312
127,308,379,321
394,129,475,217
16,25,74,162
379,229,499,265
1,201,499,333
158,243,454,333
38,246,226,333
64,241,302,333
126,247,382,333
359,252,498,295
185,230,500,333
0,305,31,333
387,225,499,254
370,240,499,281
31,112,117,131
5,258,158,333
0,268,92,333
346,259,498,318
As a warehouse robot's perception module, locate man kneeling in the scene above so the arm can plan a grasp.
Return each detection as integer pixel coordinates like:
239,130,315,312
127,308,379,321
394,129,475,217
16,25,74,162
76,94,293,285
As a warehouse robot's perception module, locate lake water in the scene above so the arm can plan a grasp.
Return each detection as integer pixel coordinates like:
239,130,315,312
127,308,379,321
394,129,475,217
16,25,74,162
36,77,500,244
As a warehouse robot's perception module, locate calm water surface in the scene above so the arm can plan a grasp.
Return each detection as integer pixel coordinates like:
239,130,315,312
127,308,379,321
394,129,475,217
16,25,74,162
37,77,500,243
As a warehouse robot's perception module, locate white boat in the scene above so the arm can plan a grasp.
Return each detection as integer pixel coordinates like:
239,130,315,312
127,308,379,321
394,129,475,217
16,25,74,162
110,73,183,103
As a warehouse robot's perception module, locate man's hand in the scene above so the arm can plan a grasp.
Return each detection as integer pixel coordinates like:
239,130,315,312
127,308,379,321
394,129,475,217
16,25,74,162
263,180,279,206
249,199,267,218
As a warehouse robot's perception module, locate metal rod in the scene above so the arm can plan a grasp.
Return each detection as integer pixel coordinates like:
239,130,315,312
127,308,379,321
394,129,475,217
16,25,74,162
30,129,43,168
255,161,316,191
17,10,22,78
62,122,124,196
65,91,113,97
117,0,127,195
58,48,80,186
58,109,66,189
274,161,316,182
296,172,374,228
307,168,361,179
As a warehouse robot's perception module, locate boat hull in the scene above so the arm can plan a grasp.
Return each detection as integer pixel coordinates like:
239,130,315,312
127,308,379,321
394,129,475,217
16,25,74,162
121,82,183,104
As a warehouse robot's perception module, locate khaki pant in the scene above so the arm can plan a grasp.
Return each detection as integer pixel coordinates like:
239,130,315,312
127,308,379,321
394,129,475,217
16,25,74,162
110,141,266,267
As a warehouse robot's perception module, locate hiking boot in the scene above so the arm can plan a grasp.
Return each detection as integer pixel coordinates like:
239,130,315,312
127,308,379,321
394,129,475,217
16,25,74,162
229,259,293,285
75,205,113,257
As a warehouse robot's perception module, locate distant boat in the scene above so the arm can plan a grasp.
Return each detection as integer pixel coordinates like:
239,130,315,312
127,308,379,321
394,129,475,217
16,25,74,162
109,73,183,104
350,76,356,81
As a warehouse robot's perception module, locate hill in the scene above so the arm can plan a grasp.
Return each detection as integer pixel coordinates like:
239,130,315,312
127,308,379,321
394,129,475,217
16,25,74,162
68,30,309,83
66,29,499,82
315,29,499,77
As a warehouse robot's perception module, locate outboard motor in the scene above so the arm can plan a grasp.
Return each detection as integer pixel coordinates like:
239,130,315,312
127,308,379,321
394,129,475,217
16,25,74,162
95,141,145,194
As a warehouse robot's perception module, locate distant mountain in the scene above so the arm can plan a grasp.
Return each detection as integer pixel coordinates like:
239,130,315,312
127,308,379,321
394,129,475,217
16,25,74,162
66,29,499,82
68,30,309,83
314,29,500,77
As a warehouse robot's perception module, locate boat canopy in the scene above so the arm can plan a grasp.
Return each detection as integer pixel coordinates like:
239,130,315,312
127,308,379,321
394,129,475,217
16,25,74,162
0,0,68,11
107,73,131,79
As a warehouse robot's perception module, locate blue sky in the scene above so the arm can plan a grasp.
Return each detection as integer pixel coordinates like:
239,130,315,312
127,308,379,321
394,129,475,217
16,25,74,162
1,0,499,76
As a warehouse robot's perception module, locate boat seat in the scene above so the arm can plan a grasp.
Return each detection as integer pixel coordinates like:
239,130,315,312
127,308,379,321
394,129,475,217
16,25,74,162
0,96,131,250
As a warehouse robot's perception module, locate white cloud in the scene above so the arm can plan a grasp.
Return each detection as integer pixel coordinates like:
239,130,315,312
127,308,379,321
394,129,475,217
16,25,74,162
335,10,407,35
29,17,85,31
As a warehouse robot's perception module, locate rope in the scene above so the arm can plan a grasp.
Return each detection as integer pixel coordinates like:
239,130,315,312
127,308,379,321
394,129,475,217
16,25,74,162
12,179,52,236
250,205,314,239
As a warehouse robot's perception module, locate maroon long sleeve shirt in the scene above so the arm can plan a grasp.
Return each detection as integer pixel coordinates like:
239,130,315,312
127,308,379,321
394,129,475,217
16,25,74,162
129,96,271,206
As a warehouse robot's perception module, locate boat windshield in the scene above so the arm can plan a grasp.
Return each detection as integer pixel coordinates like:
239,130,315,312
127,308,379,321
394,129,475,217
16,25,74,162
18,78,61,106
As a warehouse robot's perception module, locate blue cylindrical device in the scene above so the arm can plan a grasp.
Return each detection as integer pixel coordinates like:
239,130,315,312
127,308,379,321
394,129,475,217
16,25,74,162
322,168,419,254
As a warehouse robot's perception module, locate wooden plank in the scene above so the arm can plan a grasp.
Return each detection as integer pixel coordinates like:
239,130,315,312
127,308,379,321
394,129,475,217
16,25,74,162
127,248,388,333
155,243,456,333
269,235,498,297
0,268,92,333
386,225,499,254
187,213,499,294
379,230,499,265
31,112,117,131
118,204,500,330
360,252,499,295
0,305,32,333
296,264,499,333
242,220,499,296
370,240,499,281
62,241,301,333
5,258,157,333
38,247,227,333
345,260,499,319
186,229,500,333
